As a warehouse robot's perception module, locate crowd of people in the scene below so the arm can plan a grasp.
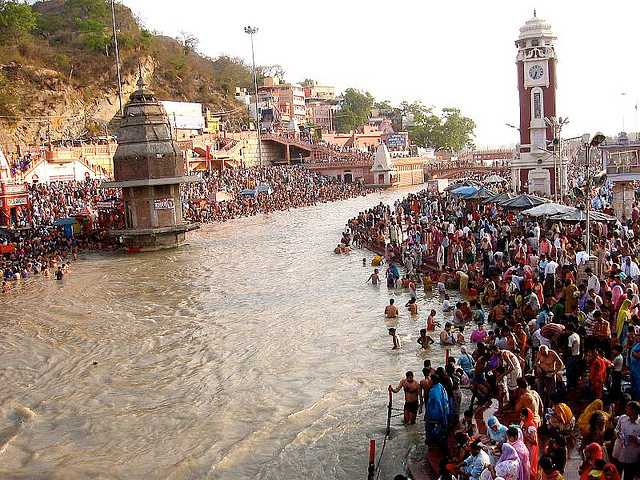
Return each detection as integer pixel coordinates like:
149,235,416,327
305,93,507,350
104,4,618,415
346,183,640,480
1,165,370,294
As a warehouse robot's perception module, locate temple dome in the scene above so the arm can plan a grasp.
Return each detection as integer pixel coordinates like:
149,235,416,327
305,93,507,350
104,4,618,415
518,11,555,40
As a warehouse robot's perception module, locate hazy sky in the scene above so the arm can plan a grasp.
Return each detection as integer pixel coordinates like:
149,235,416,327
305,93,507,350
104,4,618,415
123,0,640,147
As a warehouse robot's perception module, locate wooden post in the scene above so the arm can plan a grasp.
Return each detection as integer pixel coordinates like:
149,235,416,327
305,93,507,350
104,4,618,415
368,439,376,480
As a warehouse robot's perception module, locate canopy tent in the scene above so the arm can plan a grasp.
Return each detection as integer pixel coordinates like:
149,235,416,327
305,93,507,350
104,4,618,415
521,203,576,217
444,179,482,192
255,183,273,195
483,174,508,184
451,185,479,198
499,194,549,209
483,192,514,205
465,186,496,200
240,189,257,198
549,209,617,223
53,217,77,226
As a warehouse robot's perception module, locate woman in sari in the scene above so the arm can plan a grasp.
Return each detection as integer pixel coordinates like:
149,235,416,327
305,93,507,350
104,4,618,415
495,443,522,480
487,416,509,445
520,408,539,480
548,401,575,434
579,443,604,480
602,464,620,480
425,374,449,448
615,299,632,344
507,426,530,480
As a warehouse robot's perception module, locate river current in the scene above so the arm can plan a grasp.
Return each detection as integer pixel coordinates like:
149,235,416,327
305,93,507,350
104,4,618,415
1,187,456,480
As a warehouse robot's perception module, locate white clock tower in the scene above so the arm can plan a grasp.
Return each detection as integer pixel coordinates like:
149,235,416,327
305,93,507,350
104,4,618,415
512,11,559,196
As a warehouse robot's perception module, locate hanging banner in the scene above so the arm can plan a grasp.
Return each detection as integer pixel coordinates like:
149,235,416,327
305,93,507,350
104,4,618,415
154,198,175,210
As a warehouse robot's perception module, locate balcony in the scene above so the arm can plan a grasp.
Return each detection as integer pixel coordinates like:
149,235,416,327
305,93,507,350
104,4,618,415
606,162,640,181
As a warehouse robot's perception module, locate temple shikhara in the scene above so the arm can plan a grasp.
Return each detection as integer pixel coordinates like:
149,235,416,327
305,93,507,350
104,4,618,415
104,75,199,252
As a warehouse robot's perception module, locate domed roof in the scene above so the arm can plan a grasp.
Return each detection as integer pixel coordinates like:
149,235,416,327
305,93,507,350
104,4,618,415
518,10,555,40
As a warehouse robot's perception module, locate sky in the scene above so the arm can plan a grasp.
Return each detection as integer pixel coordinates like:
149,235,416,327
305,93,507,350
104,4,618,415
123,0,640,148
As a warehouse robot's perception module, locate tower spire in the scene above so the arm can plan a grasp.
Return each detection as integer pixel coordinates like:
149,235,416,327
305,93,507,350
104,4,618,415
137,62,145,90
533,8,537,17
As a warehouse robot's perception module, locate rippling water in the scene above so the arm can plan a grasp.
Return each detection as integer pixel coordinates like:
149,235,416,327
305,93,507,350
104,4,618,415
1,187,457,480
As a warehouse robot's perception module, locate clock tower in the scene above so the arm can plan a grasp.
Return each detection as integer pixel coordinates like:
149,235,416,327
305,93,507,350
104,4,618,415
512,11,559,195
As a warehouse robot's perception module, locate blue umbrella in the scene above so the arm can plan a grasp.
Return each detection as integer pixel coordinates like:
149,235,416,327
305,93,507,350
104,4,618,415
53,217,77,226
451,185,479,198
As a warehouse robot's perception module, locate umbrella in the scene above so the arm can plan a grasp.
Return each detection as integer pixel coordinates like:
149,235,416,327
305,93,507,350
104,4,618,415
483,192,514,204
465,186,496,200
549,209,617,223
451,185,479,197
521,203,576,217
483,174,507,184
500,194,549,209
444,179,482,192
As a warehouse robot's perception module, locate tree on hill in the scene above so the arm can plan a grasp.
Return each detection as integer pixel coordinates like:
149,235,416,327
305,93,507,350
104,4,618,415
0,0,38,42
336,88,374,133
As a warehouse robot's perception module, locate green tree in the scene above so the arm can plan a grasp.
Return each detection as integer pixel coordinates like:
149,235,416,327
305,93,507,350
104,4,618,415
407,103,475,152
0,0,37,42
336,88,374,133
211,55,253,95
300,78,315,87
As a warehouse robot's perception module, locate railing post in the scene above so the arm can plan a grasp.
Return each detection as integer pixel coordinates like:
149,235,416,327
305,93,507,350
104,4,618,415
386,386,392,437
368,439,376,480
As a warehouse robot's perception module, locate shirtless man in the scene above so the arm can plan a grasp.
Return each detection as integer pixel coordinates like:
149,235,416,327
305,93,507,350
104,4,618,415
385,298,399,318
440,322,456,345
406,298,419,315
419,367,433,415
389,371,420,424
366,269,380,285
417,329,435,349
534,345,564,406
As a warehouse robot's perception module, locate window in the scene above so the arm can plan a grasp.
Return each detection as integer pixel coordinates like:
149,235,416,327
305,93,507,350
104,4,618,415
533,91,542,119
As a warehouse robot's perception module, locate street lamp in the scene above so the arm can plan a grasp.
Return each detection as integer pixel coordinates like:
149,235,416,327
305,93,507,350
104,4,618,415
244,26,262,166
110,0,123,117
583,131,606,255
544,116,569,201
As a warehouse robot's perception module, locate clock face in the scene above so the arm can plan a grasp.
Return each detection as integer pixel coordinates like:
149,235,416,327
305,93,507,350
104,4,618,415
529,64,544,80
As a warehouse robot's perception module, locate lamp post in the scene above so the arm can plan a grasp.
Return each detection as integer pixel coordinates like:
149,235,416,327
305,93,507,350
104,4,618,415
110,0,123,117
583,132,606,255
544,116,569,201
244,26,262,167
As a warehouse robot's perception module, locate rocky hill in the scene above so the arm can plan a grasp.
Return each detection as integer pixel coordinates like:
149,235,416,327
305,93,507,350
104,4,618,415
0,0,252,145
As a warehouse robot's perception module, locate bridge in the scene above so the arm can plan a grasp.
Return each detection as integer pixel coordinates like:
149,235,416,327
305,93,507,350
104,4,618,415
425,164,511,180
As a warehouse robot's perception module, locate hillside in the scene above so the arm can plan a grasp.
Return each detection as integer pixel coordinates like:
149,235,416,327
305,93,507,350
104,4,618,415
0,0,252,145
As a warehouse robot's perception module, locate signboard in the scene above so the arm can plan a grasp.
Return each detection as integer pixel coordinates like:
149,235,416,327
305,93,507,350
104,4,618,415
96,201,117,209
2,184,27,194
49,175,75,182
385,133,408,149
7,197,28,207
161,101,205,130
154,198,175,210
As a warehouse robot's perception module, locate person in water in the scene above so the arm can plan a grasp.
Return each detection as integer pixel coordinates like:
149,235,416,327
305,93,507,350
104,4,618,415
389,370,420,424
385,298,399,318
440,322,456,345
366,269,380,285
418,328,435,350
406,297,419,315
427,309,439,331
443,294,453,312
389,328,401,350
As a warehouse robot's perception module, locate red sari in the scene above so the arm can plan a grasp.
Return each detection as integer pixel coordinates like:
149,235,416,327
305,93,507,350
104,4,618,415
522,408,539,480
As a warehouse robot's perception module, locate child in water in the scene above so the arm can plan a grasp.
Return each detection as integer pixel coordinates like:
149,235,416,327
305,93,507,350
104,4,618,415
456,326,466,345
366,269,380,285
417,328,435,350
389,328,401,350
442,294,452,312
426,309,439,331
405,298,419,315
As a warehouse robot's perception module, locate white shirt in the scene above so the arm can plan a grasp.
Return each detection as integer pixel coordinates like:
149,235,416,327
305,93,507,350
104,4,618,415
576,251,589,266
567,332,580,356
587,274,600,295
612,415,640,463
545,260,559,275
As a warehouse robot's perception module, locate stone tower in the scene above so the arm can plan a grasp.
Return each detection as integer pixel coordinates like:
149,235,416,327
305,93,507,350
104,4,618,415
512,11,559,195
105,75,199,252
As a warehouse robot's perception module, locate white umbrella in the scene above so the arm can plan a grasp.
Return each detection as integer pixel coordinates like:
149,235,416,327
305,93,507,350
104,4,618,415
521,203,576,217
483,174,507,184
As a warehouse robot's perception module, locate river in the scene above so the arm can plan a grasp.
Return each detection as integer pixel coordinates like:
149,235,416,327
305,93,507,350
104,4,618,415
1,187,457,480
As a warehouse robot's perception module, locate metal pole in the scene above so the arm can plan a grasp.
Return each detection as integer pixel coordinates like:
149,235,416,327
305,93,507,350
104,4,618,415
246,27,262,167
110,0,123,117
553,123,558,201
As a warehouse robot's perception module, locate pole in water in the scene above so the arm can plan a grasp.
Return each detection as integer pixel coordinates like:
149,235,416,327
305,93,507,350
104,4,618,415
445,348,450,364
368,439,376,480
386,386,392,437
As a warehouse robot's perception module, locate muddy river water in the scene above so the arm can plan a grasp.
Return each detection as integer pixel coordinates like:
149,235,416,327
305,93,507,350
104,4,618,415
1,187,457,479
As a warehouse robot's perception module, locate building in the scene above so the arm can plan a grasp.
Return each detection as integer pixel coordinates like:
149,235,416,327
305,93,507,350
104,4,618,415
306,99,338,132
471,148,515,167
600,132,640,218
0,148,30,227
160,101,205,141
303,82,335,101
256,77,307,128
511,11,559,195
104,76,198,252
